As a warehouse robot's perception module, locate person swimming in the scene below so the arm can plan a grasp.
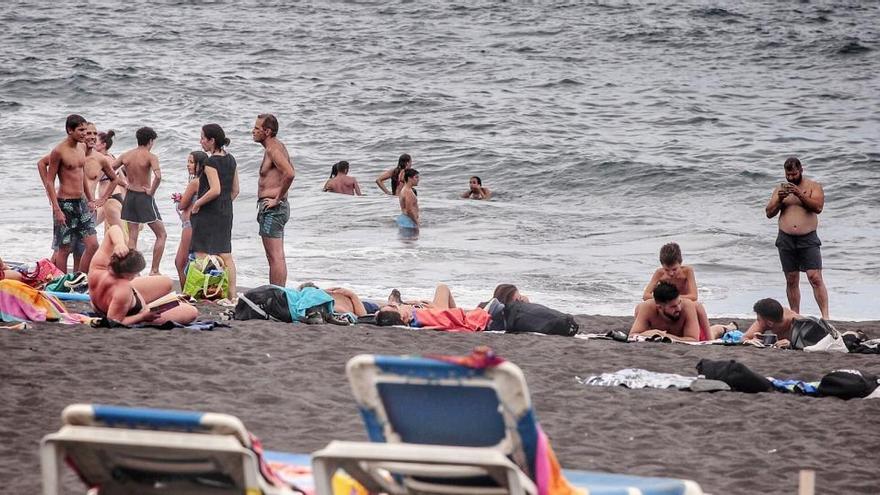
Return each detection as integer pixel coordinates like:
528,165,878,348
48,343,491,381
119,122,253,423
462,175,491,200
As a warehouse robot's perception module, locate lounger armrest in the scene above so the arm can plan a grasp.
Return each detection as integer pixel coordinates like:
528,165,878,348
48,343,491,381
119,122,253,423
312,441,537,495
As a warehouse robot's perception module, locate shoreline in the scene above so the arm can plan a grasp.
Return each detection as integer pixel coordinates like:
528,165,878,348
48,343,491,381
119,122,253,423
2,298,879,494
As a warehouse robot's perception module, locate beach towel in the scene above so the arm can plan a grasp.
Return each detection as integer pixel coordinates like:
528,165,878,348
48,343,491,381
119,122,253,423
535,426,586,495
412,306,490,332
280,286,335,321
0,279,87,324
580,368,698,390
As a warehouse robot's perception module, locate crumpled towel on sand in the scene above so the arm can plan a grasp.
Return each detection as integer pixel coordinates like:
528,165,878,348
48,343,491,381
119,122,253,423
579,368,698,389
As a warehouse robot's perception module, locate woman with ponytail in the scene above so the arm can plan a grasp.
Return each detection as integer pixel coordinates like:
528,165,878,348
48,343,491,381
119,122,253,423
190,124,239,302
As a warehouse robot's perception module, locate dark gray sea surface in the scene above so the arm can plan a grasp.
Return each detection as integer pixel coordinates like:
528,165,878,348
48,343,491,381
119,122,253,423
1,1,877,318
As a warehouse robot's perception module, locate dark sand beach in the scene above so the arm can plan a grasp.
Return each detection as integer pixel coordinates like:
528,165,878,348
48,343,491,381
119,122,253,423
2,302,879,495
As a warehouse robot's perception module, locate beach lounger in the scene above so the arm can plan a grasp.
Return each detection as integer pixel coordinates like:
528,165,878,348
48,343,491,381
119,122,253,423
40,404,297,495
310,354,703,495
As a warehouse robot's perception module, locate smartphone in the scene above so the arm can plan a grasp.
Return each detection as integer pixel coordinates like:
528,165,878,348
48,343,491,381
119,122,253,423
150,299,181,314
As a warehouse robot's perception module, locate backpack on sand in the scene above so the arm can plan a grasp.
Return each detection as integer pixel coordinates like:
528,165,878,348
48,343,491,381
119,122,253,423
503,301,579,337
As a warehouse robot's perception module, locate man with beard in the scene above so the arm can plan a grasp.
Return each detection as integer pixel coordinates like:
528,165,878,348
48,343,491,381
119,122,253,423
630,282,730,342
765,157,828,319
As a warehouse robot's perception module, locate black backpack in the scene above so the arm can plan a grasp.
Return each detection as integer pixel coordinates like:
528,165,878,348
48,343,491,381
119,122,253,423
789,317,835,350
233,285,292,322
503,301,579,337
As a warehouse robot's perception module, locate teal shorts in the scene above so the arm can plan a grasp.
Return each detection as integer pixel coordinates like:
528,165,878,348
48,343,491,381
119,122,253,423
257,199,290,238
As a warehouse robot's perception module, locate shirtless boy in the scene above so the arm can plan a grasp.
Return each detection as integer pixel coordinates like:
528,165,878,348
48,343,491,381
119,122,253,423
743,298,802,348
115,127,166,275
397,168,420,228
253,113,295,286
765,157,828,319
45,114,100,273
324,161,362,195
631,282,731,341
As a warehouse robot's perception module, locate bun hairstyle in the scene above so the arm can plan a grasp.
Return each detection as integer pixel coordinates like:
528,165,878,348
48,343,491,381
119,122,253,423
98,130,116,150
202,123,230,151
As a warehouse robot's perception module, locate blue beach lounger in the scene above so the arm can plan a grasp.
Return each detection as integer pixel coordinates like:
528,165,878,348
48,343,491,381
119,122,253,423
40,404,299,495
310,354,703,495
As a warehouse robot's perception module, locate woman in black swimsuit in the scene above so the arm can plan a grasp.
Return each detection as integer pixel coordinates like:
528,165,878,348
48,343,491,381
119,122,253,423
88,225,198,326
190,124,240,301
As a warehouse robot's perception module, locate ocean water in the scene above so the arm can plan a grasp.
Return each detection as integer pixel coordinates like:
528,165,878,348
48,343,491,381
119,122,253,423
1,1,877,319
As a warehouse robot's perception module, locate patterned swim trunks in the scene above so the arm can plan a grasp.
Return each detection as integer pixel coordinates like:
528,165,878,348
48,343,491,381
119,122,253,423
257,198,290,238
53,197,97,248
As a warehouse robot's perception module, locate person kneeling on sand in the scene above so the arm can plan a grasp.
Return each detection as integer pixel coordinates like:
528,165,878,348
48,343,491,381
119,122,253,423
88,224,198,326
375,283,490,332
631,282,733,342
742,298,802,347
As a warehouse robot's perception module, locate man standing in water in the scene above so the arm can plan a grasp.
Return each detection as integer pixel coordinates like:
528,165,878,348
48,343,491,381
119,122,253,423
397,168,420,229
45,114,100,273
115,127,167,275
253,113,295,286
765,157,828,319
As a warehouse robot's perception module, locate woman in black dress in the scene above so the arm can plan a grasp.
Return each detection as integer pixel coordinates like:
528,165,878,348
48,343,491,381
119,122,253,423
190,123,240,301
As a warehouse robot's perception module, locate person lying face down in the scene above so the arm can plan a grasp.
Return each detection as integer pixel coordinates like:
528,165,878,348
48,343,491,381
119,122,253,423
631,281,731,342
743,298,801,347
88,225,198,326
374,283,490,332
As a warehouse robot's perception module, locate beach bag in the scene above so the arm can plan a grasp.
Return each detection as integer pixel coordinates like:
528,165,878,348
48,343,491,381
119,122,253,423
233,285,292,322
790,317,836,350
16,258,64,289
182,255,229,300
818,370,880,399
503,301,579,336
45,272,89,293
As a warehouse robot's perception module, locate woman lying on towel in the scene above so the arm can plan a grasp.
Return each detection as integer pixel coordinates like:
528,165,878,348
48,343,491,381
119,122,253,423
88,225,198,326
375,283,490,332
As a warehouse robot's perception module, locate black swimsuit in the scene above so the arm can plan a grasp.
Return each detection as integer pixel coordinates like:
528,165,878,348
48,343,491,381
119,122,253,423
126,289,144,317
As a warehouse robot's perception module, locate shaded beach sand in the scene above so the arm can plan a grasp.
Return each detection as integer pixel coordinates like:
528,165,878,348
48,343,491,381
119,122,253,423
2,303,879,495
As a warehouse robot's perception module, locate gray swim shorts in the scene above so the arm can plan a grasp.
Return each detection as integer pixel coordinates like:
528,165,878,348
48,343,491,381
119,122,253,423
775,230,822,272
257,198,290,238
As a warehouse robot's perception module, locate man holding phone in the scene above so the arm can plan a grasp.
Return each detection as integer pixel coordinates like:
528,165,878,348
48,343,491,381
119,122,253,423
765,157,828,319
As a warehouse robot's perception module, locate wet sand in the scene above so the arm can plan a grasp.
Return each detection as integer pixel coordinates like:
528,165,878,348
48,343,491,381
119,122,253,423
2,303,878,495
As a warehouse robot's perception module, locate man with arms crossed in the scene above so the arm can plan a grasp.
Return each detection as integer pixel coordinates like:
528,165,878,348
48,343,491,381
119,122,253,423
630,282,731,342
253,113,295,286
45,114,102,273
114,127,166,275
765,157,828,319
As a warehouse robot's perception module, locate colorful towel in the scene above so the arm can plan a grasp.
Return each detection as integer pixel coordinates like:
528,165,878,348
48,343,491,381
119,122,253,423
13,259,64,289
278,286,335,320
0,280,88,324
427,346,506,369
536,426,585,495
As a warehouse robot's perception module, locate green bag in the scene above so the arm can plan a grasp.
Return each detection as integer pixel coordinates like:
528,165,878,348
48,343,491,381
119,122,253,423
182,255,229,300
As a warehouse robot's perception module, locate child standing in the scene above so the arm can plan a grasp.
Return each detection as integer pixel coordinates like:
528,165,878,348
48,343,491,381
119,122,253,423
173,151,207,289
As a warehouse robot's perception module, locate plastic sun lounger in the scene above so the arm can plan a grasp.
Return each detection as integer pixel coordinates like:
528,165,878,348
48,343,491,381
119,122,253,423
310,354,703,495
40,404,298,495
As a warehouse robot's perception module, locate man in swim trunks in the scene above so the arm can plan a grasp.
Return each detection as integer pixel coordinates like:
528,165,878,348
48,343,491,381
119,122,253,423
765,157,828,319
253,113,295,286
398,168,420,228
324,161,363,195
114,127,167,275
45,114,101,273
742,298,802,347
88,224,197,326
630,282,730,342
374,283,490,332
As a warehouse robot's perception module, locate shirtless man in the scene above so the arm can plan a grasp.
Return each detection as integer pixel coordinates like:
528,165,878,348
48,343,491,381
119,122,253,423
630,281,730,342
253,113,295,286
765,157,828,319
397,168,420,229
743,298,802,348
324,161,362,195
461,176,491,200
83,124,122,222
45,114,101,273
114,127,166,275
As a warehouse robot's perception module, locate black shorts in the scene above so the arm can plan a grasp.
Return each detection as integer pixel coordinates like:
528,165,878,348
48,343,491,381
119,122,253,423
775,230,822,273
121,190,162,224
